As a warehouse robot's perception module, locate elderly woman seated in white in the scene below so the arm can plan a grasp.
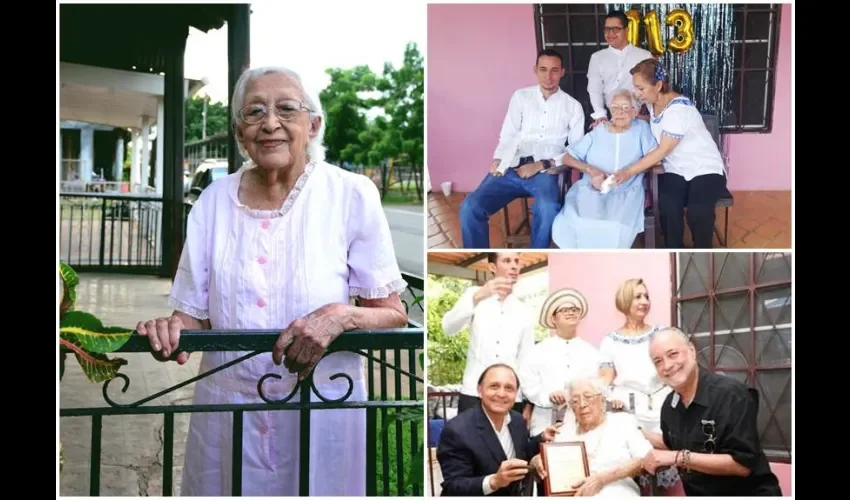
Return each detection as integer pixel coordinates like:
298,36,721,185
551,90,658,249
533,378,653,497
135,66,408,496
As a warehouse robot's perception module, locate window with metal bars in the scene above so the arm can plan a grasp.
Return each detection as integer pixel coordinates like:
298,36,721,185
672,252,791,462
727,4,781,132
534,4,781,133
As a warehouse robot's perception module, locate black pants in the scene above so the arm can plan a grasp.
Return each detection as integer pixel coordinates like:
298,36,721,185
658,172,727,248
458,393,524,414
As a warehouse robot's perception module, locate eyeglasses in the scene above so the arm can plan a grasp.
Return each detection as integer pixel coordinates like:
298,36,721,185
603,26,625,33
609,105,635,114
701,419,716,453
238,99,312,124
556,306,581,315
568,393,602,407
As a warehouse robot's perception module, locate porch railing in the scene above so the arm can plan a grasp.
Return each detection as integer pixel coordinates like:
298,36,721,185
60,191,422,277
59,193,163,274
61,320,424,496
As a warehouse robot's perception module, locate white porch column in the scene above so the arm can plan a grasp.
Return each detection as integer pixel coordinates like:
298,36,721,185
141,116,152,190
114,136,124,182
155,97,164,195
80,125,94,182
130,128,142,189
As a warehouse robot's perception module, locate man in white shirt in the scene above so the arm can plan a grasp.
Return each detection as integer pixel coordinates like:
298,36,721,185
442,252,536,413
587,10,654,129
459,49,586,249
518,288,601,438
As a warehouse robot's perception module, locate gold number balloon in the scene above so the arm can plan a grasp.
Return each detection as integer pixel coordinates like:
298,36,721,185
642,10,665,56
625,9,641,47
666,9,695,53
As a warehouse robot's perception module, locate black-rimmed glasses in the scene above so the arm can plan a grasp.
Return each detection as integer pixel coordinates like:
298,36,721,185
556,306,581,315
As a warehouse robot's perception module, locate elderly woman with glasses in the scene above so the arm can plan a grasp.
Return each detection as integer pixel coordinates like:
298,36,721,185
532,378,654,497
135,66,408,496
551,89,658,249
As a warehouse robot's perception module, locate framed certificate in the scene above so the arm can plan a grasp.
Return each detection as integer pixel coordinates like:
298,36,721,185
540,441,590,496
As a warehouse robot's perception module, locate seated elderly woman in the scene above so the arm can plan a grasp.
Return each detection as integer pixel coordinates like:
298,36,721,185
136,66,408,496
613,58,729,249
532,378,653,497
551,90,658,249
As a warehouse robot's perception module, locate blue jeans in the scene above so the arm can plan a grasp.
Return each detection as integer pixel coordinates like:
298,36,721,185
459,168,561,248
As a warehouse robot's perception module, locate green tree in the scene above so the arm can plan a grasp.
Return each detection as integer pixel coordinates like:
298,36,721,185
185,96,229,143
318,42,424,178
363,42,424,200
319,66,379,164
426,275,473,386
374,42,424,171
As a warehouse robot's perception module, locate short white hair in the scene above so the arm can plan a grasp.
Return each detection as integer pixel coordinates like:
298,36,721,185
650,326,692,346
607,89,640,110
565,377,607,400
230,66,327,163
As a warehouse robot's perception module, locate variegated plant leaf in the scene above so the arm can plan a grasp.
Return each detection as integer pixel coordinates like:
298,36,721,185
59,261,79,306
59,310,133,354
59,338,128,383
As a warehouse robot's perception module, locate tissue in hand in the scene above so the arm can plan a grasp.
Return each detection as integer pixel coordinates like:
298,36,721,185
599,175,615,194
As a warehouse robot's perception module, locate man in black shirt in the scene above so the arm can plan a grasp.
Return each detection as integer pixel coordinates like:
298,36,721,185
643,327,782,496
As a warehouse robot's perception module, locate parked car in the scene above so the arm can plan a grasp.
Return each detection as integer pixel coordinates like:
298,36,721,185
185,160,229,205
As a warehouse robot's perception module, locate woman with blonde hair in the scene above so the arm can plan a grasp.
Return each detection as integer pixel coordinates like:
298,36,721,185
598,278,679,491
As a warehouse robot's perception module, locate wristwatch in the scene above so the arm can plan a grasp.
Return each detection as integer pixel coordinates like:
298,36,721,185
541,159,553,170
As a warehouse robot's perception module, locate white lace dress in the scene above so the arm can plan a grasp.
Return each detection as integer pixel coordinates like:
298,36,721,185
170,160,407,496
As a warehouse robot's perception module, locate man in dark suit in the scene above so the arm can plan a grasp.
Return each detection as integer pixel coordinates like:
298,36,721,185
437,363,557,496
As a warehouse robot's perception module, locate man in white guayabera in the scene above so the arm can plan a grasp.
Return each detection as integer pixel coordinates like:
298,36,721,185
442,252,536,413
458,49,586,248
586,10,653,129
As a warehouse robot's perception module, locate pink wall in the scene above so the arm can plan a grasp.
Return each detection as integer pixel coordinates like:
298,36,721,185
726,3,792,191
426,3,538,192
547,252,672,345
427,3,793,193
546,252,791,496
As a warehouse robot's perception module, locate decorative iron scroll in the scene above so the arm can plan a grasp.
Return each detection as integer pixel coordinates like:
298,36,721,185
100,348,424,408
102,351,263,407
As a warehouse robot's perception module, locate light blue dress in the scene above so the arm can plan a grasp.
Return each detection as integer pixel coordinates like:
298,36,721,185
552,119,658,249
